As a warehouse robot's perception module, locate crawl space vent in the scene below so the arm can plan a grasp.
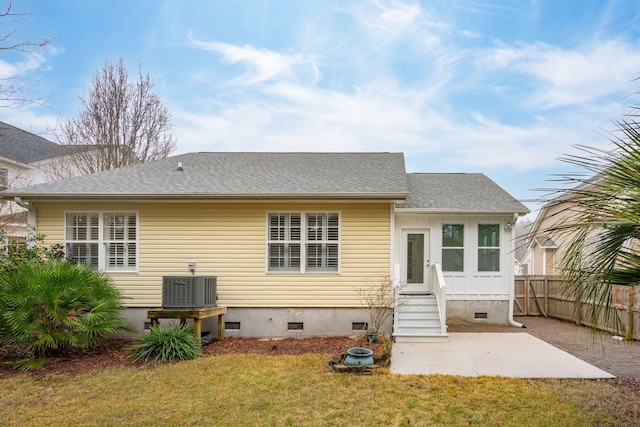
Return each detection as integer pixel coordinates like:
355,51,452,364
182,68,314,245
287,322,304,330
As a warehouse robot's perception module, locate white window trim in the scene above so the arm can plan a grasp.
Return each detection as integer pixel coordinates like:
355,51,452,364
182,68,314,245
442,223,465,272
265,211,341,274
64,211,139,273
477,223,500,273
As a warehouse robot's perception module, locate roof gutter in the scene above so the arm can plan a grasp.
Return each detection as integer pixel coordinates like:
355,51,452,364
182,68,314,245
1,192,409,202
395,208,530,215
0,156,35,169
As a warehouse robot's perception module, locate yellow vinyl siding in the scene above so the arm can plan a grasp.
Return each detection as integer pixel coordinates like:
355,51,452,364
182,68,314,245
33,200,392,308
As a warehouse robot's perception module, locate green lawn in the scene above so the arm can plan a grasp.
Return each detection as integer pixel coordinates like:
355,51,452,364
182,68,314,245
1,354,638,426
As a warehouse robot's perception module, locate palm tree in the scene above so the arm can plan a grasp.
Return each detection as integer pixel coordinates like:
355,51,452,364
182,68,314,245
0,260,130,367
544,104,640,336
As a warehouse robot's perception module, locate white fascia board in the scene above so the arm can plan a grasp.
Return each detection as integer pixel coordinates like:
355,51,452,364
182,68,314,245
394,208,529,215
0,156,33,169
2,193,407,203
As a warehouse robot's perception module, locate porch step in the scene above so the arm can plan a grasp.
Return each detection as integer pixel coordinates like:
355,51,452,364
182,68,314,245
394,317,441,327
394,334,449,343
393,294,448,343
398,294,438,307
399,290,433,296
397,306,439,315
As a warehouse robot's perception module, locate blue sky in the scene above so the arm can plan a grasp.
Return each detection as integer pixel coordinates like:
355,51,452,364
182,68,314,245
2,0,640,219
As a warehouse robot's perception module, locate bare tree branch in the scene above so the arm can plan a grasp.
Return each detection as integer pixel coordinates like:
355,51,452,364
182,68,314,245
0,0,52,107
55,58,176,175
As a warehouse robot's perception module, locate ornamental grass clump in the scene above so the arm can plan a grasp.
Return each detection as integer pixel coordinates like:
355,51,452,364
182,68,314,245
128,323,202,363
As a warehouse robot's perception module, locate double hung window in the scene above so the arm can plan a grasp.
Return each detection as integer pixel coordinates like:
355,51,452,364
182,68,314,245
478,224,500,272
442,224,464,272
268,213,301,271
268,212,339,273
65,212,138,272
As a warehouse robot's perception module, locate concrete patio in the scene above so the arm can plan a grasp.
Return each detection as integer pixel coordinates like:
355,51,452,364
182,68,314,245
390,332,615,378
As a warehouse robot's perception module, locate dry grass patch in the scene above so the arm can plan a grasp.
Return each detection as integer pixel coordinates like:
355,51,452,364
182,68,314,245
539,378,640,426
0,354,638,426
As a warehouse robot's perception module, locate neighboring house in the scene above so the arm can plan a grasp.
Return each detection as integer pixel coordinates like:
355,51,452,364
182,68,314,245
514,259,526,276
0,121,65,186
513,220,532,275
523,198,576,276
525,234,559,276
0,121,90,236
0,152,529,340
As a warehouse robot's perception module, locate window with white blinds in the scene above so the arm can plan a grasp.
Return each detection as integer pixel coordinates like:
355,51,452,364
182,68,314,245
65,212,138,272
268,212,339,273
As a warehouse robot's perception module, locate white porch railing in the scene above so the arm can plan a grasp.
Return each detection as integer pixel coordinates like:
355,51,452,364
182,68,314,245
430,262,447,335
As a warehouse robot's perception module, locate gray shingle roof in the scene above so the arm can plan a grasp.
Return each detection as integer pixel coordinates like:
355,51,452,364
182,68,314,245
0,121,66,163
2,152,410,198
397,173,529,213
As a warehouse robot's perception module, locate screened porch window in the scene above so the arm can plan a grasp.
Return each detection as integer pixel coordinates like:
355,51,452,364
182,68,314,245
65,212,138,272
268,212,339,273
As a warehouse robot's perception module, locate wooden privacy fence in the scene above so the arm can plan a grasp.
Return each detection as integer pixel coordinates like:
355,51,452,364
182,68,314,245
514,275,640,340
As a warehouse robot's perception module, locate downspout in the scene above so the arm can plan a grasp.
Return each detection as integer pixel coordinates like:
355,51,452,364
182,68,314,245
390,203,401,338
508,214,525,328
14,197,37,243
509,297,525,328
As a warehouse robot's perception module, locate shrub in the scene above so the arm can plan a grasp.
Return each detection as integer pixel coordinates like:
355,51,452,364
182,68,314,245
0,228,65,274
128,324,202,363
357,274,405,338
0,260,130,364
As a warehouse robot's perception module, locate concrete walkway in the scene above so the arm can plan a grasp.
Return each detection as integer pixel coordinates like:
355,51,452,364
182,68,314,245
390,333,615,378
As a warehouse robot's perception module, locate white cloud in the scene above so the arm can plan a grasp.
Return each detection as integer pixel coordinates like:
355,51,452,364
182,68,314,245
365,0,424,33
438,113,607,172
188,36,320,86
346,0,443,50
0,51,49,80
0,106,59,139
8,0,635,188
483,39,640,108
170,65,612,175
171,17,629,174
171,81,432,154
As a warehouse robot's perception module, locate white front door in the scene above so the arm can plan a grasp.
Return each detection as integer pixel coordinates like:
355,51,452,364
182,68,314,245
401,229,430,293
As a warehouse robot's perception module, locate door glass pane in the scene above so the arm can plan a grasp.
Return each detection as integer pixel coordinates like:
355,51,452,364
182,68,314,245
407,233,424,284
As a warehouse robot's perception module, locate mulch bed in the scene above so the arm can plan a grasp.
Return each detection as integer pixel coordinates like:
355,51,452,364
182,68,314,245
0,336,382,378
